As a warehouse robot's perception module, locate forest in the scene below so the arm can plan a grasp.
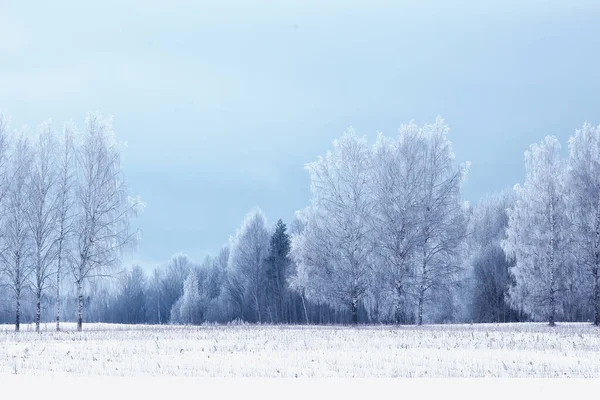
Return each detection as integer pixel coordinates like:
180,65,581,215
1,113,599,330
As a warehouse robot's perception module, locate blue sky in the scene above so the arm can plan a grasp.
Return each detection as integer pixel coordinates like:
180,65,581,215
1,0,600,270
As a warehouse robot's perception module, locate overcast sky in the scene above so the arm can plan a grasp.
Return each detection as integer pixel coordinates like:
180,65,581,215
1,0,600,270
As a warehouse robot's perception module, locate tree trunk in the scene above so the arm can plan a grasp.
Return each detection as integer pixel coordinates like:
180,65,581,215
301,291,309,324
593,266,600,326
417,286,425,326
15,288,20,333
56,246,62,332
351,299,358,325
549,278,556,327
157,292,161,324
35,292,41,333
394,284,403,325
77,280,84,332
255,293,262,323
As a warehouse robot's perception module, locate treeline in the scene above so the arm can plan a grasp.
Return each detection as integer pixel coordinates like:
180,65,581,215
2,115,600,329
0,112,142,332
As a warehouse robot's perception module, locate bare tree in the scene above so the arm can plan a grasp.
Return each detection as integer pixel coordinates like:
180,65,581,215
0,133,33,332
53,122,76,331
26,120,59,332
71,112,143,331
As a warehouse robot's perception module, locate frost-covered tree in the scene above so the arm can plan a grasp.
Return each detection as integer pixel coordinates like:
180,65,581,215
177,269,201,324
503,136,569,326
410,119,469,325
265,219,291,323
26,120,59,332
371,128,426,323
566,123,600,325
466,191,519,323
116,265,147,324
291,131,375,324
204,246,230,322
228,209,270,322
0,133,33,332
160,253,194,322
54,122,76,331
71,113,143,331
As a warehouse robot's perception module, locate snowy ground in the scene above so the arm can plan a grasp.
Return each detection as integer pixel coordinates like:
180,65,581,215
1,322,599,378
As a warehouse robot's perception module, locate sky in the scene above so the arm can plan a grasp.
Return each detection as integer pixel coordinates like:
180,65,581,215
1,0,600,271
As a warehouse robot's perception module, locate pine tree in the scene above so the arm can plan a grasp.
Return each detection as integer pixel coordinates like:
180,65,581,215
265,219,291,323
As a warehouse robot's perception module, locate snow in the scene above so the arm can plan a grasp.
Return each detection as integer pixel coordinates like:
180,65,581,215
1,322,599,378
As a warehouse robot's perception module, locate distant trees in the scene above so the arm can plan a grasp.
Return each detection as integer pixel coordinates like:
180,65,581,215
115,265,147,324
466,191,519,323
227,209,270,322
5,113,600,329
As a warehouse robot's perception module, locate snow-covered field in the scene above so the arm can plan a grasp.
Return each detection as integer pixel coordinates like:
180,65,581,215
1,322,599,378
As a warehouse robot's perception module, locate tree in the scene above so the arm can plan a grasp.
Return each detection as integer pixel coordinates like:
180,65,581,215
54,122,76,331
228,209,270,322
503,136,568,326
0,133,33,332
117,265,146,323
467,191,519,323
371,128,425,324
291,130,375,324
566,122,600,325
26,120,59,332
160,253,194,322
408,119,469,325
204,246,230,322
178,269,201,324
71,112,143,331
265,219,291,323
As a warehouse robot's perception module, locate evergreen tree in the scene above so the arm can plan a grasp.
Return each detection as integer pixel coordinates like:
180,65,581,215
265,219,291,323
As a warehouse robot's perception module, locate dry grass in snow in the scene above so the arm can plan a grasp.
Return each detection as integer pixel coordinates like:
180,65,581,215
1,322,599,377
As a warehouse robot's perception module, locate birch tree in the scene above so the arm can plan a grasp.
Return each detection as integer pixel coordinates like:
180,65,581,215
53,122,76,331
411,119,469,325
503,136,568,326
71,112,143,331
566,123,600,325
26,120,59,332
0,133,33,332
228,209,270,322
291,130,375,324
371,128,425,323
